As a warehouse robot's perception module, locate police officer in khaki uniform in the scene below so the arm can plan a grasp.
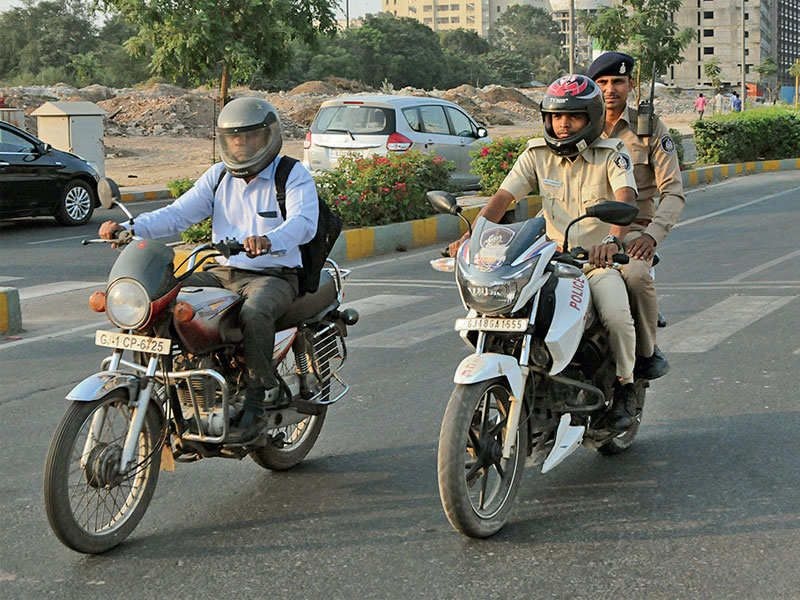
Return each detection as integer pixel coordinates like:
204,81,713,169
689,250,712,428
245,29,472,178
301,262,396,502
587,52,686,380
449,75,640,431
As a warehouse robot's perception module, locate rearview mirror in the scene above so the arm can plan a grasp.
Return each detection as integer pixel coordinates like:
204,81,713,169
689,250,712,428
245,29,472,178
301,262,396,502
477,127,488,139
426,190,460,215
585,201,639,226
97,177,121,209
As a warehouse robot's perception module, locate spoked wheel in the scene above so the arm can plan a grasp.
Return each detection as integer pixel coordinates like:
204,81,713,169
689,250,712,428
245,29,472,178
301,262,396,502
597,381,647,456
438,378,528,538
250,353,327,471
43,392,162,553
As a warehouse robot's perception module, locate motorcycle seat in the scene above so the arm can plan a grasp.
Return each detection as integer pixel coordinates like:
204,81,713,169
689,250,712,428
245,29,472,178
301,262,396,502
276,269,338,329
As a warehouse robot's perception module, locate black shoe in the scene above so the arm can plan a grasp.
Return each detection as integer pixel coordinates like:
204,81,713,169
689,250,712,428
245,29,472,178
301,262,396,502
635,346,670,380
227,405,266,443
605,382,638,432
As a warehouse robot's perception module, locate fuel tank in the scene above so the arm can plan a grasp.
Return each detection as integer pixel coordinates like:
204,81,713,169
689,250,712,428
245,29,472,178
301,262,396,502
174,286,243,354
544,274,590,374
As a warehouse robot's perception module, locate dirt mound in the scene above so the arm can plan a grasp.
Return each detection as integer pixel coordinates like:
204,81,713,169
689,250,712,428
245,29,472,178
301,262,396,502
478,85,536,107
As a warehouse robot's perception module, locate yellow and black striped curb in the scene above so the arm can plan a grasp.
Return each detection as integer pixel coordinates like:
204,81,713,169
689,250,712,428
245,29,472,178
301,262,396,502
0,287,21,335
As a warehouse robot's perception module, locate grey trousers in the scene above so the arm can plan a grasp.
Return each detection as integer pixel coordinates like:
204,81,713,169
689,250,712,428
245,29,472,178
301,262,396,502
185,266,298,390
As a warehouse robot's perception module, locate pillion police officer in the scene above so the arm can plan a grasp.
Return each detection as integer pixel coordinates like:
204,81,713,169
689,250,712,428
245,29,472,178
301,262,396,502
587,52,686,380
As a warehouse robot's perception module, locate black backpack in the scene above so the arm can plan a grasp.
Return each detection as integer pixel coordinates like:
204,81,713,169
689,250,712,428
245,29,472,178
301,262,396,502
213,156,342,295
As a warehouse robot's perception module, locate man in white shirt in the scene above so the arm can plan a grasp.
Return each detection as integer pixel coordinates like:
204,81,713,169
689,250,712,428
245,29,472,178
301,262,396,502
99,97,318,440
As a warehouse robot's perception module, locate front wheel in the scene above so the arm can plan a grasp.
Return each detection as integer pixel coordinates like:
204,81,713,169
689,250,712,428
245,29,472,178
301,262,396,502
437,379,528,538
43,392,162,553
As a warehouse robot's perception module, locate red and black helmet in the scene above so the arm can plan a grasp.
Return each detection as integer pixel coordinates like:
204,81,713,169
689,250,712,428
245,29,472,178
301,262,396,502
540,74,605,157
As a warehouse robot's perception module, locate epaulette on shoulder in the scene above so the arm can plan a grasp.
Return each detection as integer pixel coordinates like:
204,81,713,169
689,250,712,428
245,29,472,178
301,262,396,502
593,138,625,152
526,138,548,150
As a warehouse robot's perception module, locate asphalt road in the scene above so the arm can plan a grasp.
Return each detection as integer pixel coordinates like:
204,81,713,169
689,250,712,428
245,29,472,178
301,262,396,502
1,173,800,599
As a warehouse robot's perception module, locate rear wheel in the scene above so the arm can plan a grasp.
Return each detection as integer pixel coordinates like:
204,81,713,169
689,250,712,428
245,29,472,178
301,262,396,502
438,379,528,538
43,392,162,553
55,180,94,225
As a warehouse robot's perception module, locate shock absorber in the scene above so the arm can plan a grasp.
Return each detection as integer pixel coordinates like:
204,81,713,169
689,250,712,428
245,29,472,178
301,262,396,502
294,335,315,399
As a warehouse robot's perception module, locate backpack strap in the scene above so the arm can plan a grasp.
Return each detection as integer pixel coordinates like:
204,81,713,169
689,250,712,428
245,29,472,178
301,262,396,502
274,156,299,219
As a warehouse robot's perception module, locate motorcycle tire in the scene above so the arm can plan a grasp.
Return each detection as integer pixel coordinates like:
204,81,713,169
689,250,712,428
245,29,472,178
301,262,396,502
44,392,162,554
438,378,528,538
597,382,646,455
250,408,327,471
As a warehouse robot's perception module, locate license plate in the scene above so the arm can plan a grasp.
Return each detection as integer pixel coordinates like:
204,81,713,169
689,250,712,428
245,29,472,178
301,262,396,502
95,330,172,355
454,318,528,333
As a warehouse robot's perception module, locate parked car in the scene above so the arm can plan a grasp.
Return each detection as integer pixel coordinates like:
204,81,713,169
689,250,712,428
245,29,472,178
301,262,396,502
303,95,490,190
0,120,100,225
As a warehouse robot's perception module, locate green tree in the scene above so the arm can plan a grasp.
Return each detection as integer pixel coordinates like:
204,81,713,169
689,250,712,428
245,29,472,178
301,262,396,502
0,0,97,82
489,5,564,81
704,59,722,90
583,0,693,100
440,28,491,57
100,0,338,104
755,57,778,102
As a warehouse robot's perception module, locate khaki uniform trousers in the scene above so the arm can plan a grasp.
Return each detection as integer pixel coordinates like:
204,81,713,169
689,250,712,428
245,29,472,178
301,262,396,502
586,266,636,383
620,230,658,358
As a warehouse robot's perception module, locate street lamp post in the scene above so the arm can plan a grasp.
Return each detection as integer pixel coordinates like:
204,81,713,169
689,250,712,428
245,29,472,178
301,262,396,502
741,0,746,111
568,0,575,74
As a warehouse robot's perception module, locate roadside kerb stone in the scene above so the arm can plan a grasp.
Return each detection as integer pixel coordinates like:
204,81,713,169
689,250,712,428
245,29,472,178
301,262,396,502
0,287,22,335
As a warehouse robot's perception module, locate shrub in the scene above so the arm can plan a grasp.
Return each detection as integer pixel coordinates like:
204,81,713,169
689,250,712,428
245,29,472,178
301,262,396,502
470,137,528,195
315,151,455,227
693,108,800,164
167,177,194,198
181,218,212,243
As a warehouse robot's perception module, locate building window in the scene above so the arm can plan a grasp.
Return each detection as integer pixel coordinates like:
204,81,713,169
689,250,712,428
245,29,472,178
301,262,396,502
697,65,701,78
703,29,713,36
466,2,474,10
466,15,475,23
451,3,460,9
703,11,713,18
438,4,449,11
424,17,432,23
437,16,449,23
451,16,460,23
423,5,432,11
704,47,714,55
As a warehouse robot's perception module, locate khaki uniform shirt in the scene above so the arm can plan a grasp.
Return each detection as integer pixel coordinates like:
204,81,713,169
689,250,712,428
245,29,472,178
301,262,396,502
500,137,637,249
603,106,685,245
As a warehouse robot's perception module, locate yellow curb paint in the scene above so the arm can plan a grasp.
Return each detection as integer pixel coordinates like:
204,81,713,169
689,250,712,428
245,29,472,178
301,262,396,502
704,168,714,183
721,165,730,178
144,191,160,200
763,160,780,172
734,163,743,174
0,292,8,334
744,162,756,173
458,207,481,234
796,158,800,169
345,228,375,260
687,171,699,186
412,217,438,247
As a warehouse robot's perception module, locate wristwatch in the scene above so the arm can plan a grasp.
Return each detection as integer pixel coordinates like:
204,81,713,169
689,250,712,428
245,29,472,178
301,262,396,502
601,234,623,249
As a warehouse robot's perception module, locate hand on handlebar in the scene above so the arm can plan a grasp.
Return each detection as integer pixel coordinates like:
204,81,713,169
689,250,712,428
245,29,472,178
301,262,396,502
243,235,271,258
589,242,626,268
447,233,469,258
98,220,132,247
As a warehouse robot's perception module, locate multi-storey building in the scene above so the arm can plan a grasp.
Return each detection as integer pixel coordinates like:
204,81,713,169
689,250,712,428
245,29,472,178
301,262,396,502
778,0,800,87
548,0,613,68
381,0,548,37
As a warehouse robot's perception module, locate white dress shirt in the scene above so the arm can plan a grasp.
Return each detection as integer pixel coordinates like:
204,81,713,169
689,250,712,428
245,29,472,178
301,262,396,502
128,157,319,271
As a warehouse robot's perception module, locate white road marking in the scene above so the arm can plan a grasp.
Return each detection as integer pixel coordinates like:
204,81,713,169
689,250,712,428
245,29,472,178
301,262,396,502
723,248,800,283
343,294,431,318
27,234,89,245
793,347,800,356
350,306,464,348
0,321,106,351
19,281,104,300
0,276,23,283
674,186,800,229
658,295,796,353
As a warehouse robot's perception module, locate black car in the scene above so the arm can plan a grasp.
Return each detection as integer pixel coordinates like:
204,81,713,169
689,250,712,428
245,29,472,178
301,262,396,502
0,120,100,225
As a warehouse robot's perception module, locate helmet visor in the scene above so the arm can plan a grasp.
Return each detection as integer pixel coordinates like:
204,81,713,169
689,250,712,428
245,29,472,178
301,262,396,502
217,124,272,172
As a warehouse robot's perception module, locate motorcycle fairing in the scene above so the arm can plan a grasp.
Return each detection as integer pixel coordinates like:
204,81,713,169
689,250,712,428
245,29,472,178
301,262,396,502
174,286,243,353
66,371,140,403
545,274,591,374
454,353,525,400
109,240,178,300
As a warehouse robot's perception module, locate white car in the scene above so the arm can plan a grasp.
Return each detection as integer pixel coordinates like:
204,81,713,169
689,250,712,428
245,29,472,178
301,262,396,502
303,94,490,190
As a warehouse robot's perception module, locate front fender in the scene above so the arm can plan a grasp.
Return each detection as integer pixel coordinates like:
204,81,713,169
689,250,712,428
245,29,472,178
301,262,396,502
454,353,525,399
66,371,140,403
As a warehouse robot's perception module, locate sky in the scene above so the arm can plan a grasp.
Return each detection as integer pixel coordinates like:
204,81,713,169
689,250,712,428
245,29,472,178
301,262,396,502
0,0,383,19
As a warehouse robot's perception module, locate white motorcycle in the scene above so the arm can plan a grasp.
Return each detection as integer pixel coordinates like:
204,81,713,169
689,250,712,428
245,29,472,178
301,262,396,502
428,191,647,538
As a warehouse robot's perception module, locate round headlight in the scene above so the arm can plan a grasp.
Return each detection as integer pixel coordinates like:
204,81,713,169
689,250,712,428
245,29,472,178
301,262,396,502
106,278,150,329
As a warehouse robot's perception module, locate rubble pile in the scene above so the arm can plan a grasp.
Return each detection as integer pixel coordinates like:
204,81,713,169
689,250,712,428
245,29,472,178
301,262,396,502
1,77,700,141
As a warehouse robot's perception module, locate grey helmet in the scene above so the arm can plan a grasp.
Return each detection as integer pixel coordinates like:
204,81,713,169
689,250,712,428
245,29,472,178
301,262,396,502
217,97,282,178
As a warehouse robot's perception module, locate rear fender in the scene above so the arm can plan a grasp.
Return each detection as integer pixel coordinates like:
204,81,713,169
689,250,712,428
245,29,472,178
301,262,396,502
66,372,141,403
454,353,524,399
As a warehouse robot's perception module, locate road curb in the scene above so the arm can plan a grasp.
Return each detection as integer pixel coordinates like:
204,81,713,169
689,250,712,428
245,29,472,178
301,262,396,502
120,188,173,203
0,287,21,335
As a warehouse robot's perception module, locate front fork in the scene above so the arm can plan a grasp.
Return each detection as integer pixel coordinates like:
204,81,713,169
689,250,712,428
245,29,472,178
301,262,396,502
454,330,533,460
81,351,160,474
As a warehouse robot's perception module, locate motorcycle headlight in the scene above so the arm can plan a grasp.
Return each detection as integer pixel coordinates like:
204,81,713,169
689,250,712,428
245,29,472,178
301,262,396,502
106,278,150,329
457,259,537,316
